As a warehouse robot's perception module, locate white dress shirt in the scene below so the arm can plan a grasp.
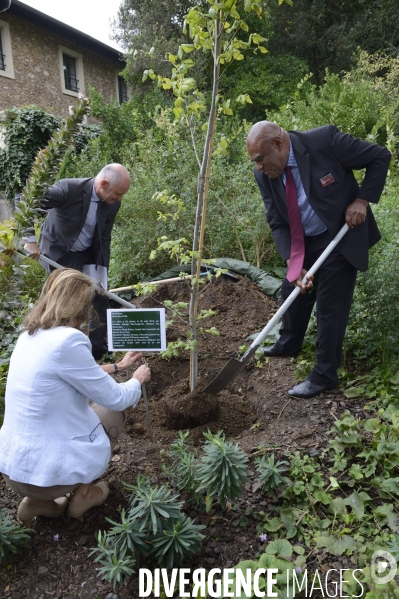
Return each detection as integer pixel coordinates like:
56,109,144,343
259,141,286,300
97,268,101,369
0,327,141,486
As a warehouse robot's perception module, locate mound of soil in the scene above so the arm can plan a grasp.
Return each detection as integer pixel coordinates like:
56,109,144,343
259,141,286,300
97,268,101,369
0,273,365,598
164,381,219,429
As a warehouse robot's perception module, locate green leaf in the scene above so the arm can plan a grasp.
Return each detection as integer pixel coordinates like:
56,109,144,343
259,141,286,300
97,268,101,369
344,386,365,398
344,492,365,519
315,533,356,556
330,535,357,556
383,405,399,428
348,463,364,481
381,478,399,495
314,490,331,505
390,370,399,385
374,504,399,531
363,418,380,431
329,497,347,516
181,44,194,53
377,441,399,454
266,539,293,558
264,517,283,532
329,476,340,489
280,508,297,538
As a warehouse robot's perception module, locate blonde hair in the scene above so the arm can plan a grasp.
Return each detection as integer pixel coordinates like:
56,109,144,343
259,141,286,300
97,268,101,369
24,269,96,335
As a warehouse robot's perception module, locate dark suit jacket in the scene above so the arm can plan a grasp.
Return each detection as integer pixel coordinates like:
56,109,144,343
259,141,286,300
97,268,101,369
39,177,120,268
254,125,391,271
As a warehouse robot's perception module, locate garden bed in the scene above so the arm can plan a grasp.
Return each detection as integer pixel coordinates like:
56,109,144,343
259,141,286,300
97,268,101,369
0,274,370,598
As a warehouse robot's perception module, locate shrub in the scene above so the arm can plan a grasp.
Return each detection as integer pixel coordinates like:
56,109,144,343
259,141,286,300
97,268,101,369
90,531,136,590
0,106,59,199
196,430,250,511
220,53,310,121
268,69,385,139
91,475,204,588
255,453,290,496
151,513,204,570
164,431,198,497
124,476,182,535
0,509,32,564
346,183,399,366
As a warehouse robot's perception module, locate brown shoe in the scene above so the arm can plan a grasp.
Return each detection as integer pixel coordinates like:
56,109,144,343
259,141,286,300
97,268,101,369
17,496,69,528
68,482,109,522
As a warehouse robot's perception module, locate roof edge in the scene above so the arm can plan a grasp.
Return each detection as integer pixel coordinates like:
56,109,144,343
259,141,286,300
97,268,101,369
7,0,125,62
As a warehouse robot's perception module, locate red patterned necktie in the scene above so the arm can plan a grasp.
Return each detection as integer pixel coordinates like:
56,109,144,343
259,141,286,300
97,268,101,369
285,166,305,283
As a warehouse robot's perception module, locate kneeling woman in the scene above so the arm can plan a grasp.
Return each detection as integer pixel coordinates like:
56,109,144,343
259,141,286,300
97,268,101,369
0,268,150,526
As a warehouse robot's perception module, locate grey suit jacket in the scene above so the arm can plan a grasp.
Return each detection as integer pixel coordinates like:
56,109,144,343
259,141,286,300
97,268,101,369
254,125,391,271
39,178,120,268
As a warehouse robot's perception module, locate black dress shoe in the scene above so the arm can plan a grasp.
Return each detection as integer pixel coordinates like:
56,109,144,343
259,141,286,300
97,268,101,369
262,344,297,358
288,379,335,399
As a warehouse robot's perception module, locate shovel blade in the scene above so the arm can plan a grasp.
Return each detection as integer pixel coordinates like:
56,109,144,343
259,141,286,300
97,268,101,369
203,357,247,395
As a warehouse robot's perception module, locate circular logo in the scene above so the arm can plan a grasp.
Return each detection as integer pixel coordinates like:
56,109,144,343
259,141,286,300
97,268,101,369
371,550,397,585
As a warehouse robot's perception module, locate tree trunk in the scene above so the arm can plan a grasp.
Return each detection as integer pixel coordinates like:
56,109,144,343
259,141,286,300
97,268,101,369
189,16,222,391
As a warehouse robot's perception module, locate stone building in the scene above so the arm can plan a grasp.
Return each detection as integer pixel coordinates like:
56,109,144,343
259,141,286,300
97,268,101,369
0,0,128,118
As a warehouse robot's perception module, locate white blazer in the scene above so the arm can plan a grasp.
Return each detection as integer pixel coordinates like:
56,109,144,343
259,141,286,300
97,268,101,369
0,327,142,486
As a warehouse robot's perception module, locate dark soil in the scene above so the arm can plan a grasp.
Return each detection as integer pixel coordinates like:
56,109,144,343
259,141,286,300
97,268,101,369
0,274,367,598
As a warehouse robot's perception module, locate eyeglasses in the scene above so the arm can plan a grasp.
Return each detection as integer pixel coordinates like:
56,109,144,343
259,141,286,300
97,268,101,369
71,422,102,443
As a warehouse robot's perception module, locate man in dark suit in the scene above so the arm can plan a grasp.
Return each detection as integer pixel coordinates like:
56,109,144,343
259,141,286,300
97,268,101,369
24,163,130,359
246,121,391,398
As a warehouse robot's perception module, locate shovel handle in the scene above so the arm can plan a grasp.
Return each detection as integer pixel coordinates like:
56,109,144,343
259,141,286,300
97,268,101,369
19,249,136,310
243,223,349,360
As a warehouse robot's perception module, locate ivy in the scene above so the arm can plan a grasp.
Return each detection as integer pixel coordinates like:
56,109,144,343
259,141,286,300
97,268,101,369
0,107,60,200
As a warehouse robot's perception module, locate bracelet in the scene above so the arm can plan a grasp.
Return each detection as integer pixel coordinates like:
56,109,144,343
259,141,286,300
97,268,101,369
113,363,119,374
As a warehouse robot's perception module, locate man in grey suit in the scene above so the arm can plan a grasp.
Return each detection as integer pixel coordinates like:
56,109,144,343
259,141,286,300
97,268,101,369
25,163,130,359
246,121,391,399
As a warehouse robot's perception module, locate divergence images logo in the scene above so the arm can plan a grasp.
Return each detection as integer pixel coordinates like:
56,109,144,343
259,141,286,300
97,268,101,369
371,550,397,585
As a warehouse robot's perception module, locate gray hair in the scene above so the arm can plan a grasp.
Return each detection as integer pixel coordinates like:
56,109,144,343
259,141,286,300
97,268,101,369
96,163,130,187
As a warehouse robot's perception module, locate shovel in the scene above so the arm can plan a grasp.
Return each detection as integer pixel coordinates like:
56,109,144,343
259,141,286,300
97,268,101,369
203,223,349,395
18,249,137,309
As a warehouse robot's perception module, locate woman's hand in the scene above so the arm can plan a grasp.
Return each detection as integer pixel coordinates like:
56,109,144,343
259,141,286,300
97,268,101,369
117,351,142,371
100,351,143,375
133,364,151,384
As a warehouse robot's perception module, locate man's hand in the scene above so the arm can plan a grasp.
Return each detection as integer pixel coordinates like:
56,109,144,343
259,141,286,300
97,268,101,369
24,241,40,260
294,269,314,294
286,260,314,294
345,198,368,229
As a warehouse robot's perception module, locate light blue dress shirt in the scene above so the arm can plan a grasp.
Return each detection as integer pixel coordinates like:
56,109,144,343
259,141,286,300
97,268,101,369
282,142,327,236
71,185,100,252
